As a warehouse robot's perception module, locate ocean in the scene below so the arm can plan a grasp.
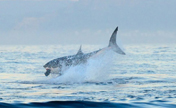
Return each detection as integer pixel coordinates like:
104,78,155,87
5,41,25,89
0,44,176,108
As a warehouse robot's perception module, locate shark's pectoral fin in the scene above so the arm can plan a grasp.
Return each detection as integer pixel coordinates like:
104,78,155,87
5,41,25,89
45,69,51,76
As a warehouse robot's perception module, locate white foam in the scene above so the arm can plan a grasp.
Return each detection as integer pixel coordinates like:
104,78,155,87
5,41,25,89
38,48,116,84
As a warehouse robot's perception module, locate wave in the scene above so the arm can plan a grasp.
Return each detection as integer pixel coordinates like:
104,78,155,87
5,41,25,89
1,100,176,108
0,101,133,108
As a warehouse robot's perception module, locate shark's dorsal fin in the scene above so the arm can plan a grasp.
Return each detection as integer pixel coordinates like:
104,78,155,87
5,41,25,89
76,45,83,55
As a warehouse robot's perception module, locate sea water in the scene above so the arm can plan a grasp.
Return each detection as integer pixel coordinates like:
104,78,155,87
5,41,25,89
0,44,176,108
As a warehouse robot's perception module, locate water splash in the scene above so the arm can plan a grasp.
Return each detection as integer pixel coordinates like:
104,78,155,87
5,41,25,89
44,48,116,84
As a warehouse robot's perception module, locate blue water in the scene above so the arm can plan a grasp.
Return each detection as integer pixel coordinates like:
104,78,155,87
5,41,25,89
0,44,176,108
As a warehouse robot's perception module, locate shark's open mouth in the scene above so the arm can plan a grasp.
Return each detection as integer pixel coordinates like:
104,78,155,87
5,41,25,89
45,69,51,76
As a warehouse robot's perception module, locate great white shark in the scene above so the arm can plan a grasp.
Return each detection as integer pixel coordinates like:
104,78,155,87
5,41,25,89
43,27,125,76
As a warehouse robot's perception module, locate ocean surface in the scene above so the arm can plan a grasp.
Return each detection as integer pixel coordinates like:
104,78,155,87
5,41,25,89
0,44,176,108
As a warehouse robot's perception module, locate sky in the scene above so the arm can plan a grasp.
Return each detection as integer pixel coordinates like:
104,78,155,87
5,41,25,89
0,0,176,45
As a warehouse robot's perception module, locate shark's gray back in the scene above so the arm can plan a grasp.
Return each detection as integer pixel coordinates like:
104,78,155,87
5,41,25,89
43,49,101,69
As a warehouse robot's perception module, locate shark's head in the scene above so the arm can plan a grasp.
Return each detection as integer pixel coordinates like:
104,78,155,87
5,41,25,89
43,60,63,77
44,61,63,76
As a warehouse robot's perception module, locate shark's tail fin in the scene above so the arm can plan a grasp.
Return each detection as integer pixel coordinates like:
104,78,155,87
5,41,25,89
108,27,125,55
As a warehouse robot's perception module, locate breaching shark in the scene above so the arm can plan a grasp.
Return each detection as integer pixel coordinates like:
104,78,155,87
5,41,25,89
43,27,125,76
